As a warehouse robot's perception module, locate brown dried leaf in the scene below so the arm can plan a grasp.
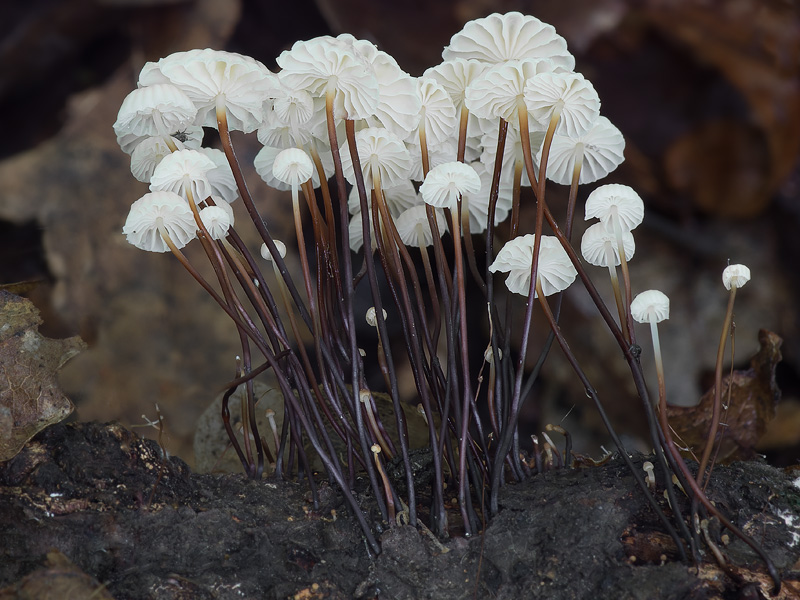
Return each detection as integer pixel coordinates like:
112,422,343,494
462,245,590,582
667,329,782,464
0,292,85,462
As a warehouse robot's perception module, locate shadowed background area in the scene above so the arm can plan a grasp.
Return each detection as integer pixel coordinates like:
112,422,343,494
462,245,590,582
0,0,798,468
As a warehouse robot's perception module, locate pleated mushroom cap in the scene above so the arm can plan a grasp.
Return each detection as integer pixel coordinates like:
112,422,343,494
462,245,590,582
130,136,184,183
524,71,600,137
413,78,458,146
465,59,555,122
195,147,238,203
149,148,216,203
339,127,412,189
199,204,233,240
272,148,314,187
631,290,670,323
424,59,489,113
254,145,330,190
722,264,751,290
123,191,197,253
277,36,380,120
117,124,203,156
144,49,278,133
459,161,514,233
343,35,422,137
584,184,644,233
545,116,625,185
395,205,447,247
347,178,419,217
114,83,197,139
489,234,577,297
580,222,635,267
419,161,481,209
443,12,574,70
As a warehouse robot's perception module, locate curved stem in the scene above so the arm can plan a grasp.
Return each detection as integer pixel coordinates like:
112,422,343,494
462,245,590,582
696,287,737,485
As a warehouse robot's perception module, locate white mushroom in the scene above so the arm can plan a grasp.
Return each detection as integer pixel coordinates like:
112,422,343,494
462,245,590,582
489,234,577,297
122,191,197,253
442,12,574,70
149,148,216,205
631,290,670,411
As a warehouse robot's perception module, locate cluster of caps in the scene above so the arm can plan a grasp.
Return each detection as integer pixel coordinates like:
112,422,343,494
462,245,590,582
115,12,626,257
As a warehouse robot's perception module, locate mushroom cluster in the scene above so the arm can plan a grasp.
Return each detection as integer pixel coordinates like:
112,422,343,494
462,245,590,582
111,14,775,585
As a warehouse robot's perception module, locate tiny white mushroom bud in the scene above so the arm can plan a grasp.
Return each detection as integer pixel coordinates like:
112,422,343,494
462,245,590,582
260,240,287,261
365,307,387,327
643,461,655,489
484,346,503,364
722,264,750,291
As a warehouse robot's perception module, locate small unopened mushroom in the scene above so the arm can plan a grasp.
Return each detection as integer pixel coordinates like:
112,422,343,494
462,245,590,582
370,444,396,523
365,306,388,327
360,390,393,459
697,263,752,487
643,461,655,489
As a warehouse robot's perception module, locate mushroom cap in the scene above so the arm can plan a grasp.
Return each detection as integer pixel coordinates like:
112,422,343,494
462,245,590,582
149,148,216,203
365,306,387,327
413,77,458,147
544,116,625,185
523,71,600,137
195,147,238,203
199,204,233,240
272,148,314,187
277,36,380,120
722,264,751,290
272,83,315,131
347,177,419,217
129,136,184,183
343,35,421,138
424,58,489,112
464,59,556,122
395,205,447,247
114,83,197,139
584,183,644,232
580,222,635,267
419,161,482,209
260,240,287,261
479,124,544,188
631,289,670,324
339,127,412,189
459,160,514,233
117,124,204,156
122,191,197,253
443,12,574,70
348,211,372,252
145,49,279,133
489,234,577,297
254,145,330,190
257,94,317,148
405,137,458,182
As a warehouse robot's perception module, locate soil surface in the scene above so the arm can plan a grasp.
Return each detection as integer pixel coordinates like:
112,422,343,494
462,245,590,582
1,421,799,599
